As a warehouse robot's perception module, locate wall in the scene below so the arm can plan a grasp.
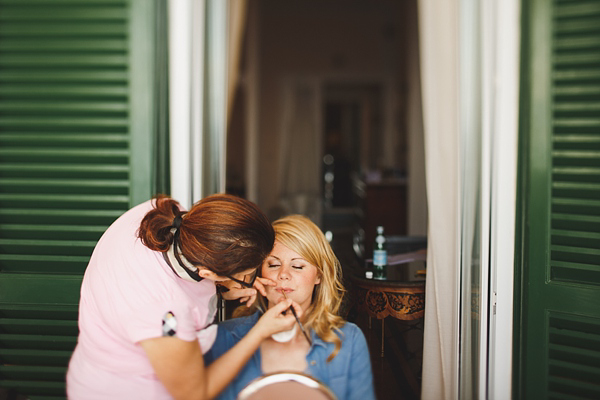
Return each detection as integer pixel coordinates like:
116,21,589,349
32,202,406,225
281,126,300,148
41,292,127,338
228,0,426,233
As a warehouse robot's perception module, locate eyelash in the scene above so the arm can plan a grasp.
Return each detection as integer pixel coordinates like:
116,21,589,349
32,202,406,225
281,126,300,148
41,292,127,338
267,264,304,270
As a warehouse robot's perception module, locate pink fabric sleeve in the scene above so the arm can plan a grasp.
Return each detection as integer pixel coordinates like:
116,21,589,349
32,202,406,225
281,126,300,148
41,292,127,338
125,298,198,344
197,324,218,354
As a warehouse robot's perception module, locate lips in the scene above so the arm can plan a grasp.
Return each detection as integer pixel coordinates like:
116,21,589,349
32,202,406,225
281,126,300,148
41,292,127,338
275,287,293,294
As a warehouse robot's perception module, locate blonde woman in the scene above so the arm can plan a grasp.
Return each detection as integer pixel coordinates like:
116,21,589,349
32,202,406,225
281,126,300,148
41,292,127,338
205,215,375,400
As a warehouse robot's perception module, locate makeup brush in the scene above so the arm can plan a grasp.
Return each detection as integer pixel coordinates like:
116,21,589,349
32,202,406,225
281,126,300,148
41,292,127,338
281,291,312,346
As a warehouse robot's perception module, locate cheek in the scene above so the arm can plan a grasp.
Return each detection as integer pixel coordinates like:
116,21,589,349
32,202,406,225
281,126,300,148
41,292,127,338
261,266,276,281
296,274,319,296
264,283,281,305
304,270,321,287
261,267,277,294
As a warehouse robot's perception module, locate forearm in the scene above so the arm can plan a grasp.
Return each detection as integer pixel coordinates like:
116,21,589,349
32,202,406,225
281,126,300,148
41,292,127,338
205,299,297,398
140,336,208,400
205,327,264,398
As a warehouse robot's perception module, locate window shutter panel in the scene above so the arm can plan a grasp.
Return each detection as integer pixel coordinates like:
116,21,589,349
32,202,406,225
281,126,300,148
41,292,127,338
551,0,600,285
0,0,156,397
518,0,600,398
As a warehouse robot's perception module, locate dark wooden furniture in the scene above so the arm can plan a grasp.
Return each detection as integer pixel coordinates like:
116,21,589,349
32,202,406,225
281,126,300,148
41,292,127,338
350,250,426,397
354,177,407,257
351,250,426,330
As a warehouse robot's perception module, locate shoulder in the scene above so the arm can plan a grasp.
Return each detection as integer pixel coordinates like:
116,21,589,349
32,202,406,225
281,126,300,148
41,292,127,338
218,312,260,337
99,200,155,241
335,321,370,358
205,312,260,364
212,312,260,347
310,321,368,361
124,199,156,221
338,321,366,341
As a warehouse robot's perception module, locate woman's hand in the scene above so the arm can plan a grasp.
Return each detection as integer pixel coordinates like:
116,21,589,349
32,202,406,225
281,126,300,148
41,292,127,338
217,279,256,302
253,277,276,297
243,277,276,307
203,297,300,397
218,277,276,307
251,298,303,340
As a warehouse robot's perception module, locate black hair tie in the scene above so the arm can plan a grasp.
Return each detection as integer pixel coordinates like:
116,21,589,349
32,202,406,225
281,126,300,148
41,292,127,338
172,214,183,229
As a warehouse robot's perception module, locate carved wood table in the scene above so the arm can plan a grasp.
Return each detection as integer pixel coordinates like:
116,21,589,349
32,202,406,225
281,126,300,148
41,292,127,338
351,250,426,397
350,250,426,356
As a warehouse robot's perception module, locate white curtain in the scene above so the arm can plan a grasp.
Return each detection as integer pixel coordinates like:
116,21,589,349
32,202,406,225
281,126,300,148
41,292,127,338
418,0,460,399
276,81,322,223
227,0,248,125
169,0,229,207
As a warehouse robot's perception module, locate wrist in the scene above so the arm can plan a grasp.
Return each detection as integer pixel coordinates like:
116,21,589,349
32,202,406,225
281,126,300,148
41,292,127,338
247,322,269,343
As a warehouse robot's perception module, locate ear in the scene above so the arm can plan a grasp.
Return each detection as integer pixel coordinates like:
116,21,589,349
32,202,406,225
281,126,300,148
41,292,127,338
197,268,223,281
315,274,321,285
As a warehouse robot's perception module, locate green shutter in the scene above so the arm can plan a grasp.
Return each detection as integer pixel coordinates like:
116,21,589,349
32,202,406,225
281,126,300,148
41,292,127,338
517,0,600,398
0,0,156,397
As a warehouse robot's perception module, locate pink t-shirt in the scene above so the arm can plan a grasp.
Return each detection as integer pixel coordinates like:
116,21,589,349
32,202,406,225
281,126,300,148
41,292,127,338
67,200,218,399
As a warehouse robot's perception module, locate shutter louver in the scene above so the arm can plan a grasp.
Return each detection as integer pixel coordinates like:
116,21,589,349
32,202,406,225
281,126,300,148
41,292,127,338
0,0,130,274
0,1,151,397
550,0,600,286
519,0,600,398
548,313,600,399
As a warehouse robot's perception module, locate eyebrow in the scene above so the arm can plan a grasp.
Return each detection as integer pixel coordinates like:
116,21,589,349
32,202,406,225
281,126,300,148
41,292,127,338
267,256,305,262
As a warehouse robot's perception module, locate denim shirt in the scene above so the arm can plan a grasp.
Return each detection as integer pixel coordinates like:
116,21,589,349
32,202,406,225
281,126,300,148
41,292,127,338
204,312,376,400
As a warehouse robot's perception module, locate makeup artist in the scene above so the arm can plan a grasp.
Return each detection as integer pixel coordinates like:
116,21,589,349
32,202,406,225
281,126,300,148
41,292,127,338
66,194,301,399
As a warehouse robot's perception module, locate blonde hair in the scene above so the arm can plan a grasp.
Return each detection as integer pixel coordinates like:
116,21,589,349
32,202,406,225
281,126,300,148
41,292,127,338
271,215,346,361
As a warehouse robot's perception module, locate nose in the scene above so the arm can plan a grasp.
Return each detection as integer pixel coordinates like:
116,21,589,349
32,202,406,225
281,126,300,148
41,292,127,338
277,265,291,280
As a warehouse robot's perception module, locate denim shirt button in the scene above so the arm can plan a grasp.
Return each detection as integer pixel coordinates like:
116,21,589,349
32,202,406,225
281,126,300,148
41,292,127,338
310,360,316,366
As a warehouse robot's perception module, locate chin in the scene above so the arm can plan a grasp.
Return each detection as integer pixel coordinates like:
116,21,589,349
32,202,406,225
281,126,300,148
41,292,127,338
266,294,283,306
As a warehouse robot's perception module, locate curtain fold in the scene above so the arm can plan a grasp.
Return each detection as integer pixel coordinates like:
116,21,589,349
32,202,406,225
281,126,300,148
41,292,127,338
227,0,248,126
276,81,322,223
169,0,229,206
202,0,228,197
418,0,460,399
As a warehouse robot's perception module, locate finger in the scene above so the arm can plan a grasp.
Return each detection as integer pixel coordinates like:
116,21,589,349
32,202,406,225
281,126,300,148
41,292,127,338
246,293,256,307
235,288,257,298
256,277,277,286
270,298,293,316
253,279,266,296
275,296,288,304
289,301,303,318
225,288,256,301
274,297,301,318
220,283,249,300
253,280,272,297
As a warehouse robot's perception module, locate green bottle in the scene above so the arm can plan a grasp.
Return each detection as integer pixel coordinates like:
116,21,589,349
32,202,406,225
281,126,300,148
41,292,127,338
373,226,387,279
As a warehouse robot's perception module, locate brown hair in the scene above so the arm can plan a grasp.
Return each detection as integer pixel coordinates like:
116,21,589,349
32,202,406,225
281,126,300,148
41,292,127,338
137,194,275,276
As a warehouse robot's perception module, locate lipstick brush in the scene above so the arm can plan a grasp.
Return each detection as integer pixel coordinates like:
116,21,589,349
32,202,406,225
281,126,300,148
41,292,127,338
281,291,312,346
